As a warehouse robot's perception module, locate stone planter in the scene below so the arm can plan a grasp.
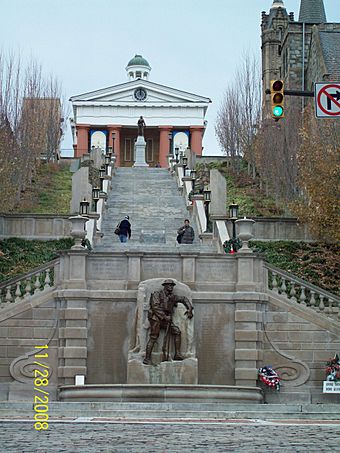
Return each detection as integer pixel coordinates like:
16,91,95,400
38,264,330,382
235,217,255,253
69,215,89,249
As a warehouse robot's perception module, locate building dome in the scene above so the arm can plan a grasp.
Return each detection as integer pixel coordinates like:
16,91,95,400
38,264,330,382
126,54,151,81
127,54,150,67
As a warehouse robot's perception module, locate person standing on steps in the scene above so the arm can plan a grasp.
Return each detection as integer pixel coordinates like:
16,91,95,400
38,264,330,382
177,219,194,244
117,215,131,243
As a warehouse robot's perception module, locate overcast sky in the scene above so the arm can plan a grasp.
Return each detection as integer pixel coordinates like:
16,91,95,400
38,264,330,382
1,0,338,156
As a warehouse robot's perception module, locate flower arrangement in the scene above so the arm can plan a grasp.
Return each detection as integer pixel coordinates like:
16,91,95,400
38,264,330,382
223,238,242,254
258,366,281,391
326,354,340,382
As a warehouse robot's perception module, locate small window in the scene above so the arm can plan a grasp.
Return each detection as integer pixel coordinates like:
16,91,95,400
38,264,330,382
124,138,132,161
146,139,153,162
136,71,141,78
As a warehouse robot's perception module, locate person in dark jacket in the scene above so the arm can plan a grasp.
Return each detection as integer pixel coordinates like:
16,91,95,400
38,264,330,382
118,216,131,243
177,219,194,244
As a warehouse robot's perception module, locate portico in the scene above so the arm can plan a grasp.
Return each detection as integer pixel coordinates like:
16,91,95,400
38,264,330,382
70,55,211,167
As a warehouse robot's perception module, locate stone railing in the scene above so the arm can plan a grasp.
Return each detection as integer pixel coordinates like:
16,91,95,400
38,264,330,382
0,258,59,306
265,263,340,321
0,214,71,240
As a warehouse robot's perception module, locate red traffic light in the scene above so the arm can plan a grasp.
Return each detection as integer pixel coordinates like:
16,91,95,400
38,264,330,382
272,80,283,91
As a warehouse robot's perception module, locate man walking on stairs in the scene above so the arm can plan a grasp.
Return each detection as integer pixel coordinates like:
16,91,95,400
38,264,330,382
177,219,195,244
118,216,131,243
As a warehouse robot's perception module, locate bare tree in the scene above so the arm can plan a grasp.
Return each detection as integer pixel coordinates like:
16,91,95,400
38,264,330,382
215,52,261,173
0,50,66,210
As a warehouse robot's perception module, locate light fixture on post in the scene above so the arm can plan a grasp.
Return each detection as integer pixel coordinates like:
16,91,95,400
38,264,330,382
104,154,111,174
99,166,106,178
108,146,113,158
99,166,106,191
203,185,211,232
190,169,196,192
79,198,90,216
229,202,239,239
111,132,116,156
168,132,172,158
175,147,179,163
92,187,100,212
182,155,188,175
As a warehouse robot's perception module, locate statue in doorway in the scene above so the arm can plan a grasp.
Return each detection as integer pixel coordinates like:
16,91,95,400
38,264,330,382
143,279,194,365
137,116,146,136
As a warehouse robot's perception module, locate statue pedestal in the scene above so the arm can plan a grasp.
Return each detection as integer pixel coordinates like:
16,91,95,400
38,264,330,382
127,278,197,385
127,355,198,384
133,136,149,167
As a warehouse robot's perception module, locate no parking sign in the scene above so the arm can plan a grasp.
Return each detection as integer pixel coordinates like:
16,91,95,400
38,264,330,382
315,82,340,118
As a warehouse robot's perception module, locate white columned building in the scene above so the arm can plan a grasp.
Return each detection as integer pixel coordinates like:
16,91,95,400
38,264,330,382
70,55,211,167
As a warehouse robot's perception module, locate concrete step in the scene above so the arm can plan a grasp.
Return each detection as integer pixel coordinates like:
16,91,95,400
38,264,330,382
1,402,340,420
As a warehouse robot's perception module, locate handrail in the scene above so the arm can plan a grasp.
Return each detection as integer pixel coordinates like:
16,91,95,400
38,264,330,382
0,258,59,290
264,262,340,303
264,262,340,321
0,258,59,305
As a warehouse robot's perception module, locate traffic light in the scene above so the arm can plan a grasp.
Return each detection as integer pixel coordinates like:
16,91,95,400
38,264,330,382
270,80,284,119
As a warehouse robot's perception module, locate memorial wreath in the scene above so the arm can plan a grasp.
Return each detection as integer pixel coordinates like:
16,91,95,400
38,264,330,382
223,238,242,254
325,354,340,382
258,365,281,391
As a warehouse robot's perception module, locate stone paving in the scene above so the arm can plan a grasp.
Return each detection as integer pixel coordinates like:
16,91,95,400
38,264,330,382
1,419,340,452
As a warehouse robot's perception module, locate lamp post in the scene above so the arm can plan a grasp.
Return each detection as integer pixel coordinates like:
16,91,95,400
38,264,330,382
203,185,211,232
190,169,196,192
99,166,106,191
112,132,116,156
182,155,188,175
104,154,111,174
92,187,100,212
229,202,239,239
79,198,90,216
175,147,179,163
168,132,172,158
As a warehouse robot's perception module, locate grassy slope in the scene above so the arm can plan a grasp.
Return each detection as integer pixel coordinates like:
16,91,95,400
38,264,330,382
14,162,72,214
251,241,340,296
198,161,286,217
0,238,74,283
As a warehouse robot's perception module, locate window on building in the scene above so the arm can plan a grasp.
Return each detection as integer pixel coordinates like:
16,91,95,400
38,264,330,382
136,71,141,78
146,139,153,162
124,138,132,161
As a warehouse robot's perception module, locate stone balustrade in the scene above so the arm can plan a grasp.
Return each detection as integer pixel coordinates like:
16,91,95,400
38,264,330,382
265,263,340,321
0,259,58,306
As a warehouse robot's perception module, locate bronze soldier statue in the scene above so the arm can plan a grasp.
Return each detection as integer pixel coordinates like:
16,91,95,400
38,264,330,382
137,116,146,136
143,279,193,365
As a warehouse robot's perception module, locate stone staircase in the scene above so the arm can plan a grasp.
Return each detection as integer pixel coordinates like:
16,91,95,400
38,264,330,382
96,167,215,252
2,402,340,421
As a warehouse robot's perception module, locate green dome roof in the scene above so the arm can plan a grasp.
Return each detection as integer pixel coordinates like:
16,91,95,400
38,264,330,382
127,54,150,67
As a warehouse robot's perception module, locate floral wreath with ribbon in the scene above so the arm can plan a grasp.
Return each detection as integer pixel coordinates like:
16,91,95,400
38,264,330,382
223,238,243,254
258,365,281,391
326,354,340,382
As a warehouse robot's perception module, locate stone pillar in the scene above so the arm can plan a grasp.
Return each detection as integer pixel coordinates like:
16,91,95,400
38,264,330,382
58,303,88,385
210,169,227,217
234,300,262,387
190,126,204,156
108,125,122,167
159,126,173,168
75,125,90,157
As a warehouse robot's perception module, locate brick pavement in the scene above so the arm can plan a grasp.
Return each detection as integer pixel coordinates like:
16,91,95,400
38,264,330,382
1,419,340,452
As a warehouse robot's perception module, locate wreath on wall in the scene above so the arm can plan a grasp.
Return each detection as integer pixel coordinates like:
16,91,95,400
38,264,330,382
223,238,243,254
258,366,281,391
326,354,340,382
